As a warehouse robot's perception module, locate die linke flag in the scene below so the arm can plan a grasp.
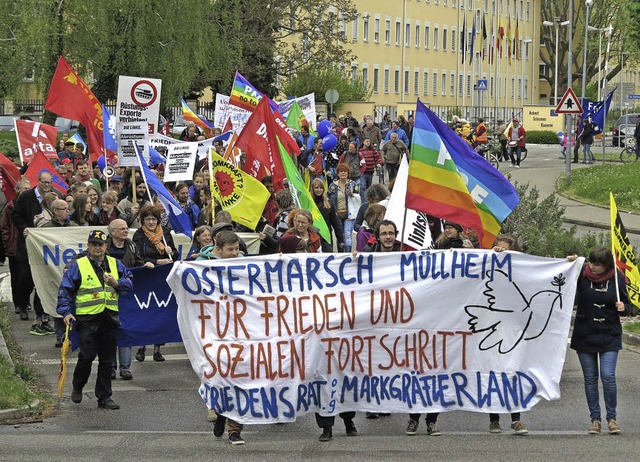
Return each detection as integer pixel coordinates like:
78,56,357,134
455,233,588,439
45,56,104,162
13,119,59,164
235,97,286,190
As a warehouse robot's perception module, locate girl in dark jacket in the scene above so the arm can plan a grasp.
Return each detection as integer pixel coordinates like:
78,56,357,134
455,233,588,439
569,246,630,435
311,178,344,252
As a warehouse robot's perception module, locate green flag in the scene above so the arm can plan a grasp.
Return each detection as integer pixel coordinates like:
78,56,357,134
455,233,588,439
285,100,317,136
277,138,330,242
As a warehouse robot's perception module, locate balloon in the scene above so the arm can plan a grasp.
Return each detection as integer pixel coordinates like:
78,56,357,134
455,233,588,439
97,155,106,171
317,120,332,138
322,134,337,151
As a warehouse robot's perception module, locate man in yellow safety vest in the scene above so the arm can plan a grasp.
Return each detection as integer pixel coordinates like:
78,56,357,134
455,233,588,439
57,230,133,410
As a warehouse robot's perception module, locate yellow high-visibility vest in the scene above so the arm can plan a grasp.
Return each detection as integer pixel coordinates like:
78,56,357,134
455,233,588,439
75,256,119,315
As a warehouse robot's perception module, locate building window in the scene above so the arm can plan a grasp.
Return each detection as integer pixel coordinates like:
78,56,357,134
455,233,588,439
539,63,548,79
351,64,357,81
425,25,430,48
363,14,369,42
443,27,448,51
450,72,455,95
374,16,380,43
511,77,515,97
396,20,401,45
433,71,438,96
395,69,400,94
441,73,446,96
404,70,410,95
385,18,391,44
415,24,421,48
363,67,369,89
373,67,379,93
524,77,529,100
451,28,456,51
352,13,359,42
526,0,530,20
423,71,429,96
384,68,390,93
405,22,411,47
459,73,464,95
434,27,439,50
518,77,522,98
414,71,420,95
466,74,472,96
338,13,347,40
490,75,494,97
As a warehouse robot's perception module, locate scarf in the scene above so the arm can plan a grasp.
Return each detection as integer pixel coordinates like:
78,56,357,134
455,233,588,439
143,225,166,255
583,265,615,284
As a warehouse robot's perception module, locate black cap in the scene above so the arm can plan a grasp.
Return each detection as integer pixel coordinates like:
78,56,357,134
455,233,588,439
443,221,463,232
64,140,75,146
88,230,108,244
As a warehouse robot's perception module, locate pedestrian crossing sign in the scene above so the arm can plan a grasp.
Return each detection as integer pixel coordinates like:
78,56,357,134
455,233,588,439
555,88,583,114
477,79,488,91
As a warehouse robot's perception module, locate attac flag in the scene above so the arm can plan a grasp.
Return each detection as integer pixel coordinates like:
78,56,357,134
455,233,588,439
208,149,270,230
44,56,104,162
181,97,214,133
278,139,331,243
13,119,59,164
610,193,640,309
235,97,287,189
0,151,21,202
24,151,69,195
134,144,193,238
406,99,519,248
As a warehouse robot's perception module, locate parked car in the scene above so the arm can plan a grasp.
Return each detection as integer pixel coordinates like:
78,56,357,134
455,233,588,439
612,113,640,147
170,113,210,137
54,117,79,133
0,115,16,131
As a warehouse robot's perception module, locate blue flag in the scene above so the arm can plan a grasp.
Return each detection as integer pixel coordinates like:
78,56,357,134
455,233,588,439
148,145,167,165
581,87,616,135
69,132,86,152
102,104,118,153
134,143,193,238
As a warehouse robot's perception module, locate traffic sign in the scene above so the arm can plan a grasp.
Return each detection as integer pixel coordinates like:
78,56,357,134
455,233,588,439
628,94,640,100
477,79,488,91
555,88,583,114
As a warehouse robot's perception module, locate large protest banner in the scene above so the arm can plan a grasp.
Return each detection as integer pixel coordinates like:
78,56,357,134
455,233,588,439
167,251,583,423
25,228,261,318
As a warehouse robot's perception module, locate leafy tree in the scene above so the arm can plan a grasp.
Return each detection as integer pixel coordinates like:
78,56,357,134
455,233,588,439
282,66,371,108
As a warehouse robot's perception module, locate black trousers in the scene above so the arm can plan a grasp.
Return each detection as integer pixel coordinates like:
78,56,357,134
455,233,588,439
15,260,44,318
72,312,118,402
409,412,439,423
315,411,356,428
489,412,521,422
386,163,399,182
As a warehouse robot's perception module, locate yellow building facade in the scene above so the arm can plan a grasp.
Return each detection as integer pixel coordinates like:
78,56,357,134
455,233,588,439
330,0,541,120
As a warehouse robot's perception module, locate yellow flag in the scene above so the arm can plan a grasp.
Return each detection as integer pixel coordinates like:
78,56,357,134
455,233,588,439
58,324,70,399
610,192,640,309
208,148,271,230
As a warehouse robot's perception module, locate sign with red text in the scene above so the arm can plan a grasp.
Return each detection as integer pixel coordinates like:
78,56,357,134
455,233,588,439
168,251,583,423
116,76,162,134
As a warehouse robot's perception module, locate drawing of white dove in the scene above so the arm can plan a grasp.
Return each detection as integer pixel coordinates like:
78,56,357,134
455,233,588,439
465,270,566,354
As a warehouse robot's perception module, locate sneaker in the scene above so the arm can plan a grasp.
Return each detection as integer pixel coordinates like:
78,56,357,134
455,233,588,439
135,347,145,362
229,432,245,445
54,339,63,348
607,418,621,434
30,324,47,336
588,420,601,434
515,165,520,169
207,409,218,423
153,352,165,362
111,370,116,380
71,386,83,403
120,369,133,380
489,421,502,433
405,419,419,435
26,304,32,311
19,308,29,321
366,412,379,419
319,427,333,442
98,398,120,410
213,416,227,438
426,422,441,436
41,321,55,334
344,419,357,436
510,421,528,435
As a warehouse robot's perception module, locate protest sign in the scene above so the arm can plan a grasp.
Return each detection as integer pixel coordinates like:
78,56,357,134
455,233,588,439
116,76,162,134
117,121,149,167
214,93,252,130
167,251,582,423
163,143,198,182
149,132,214,162
26,227,261,318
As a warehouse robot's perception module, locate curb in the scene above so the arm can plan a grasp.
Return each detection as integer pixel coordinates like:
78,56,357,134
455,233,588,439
623,330,640,348
0,399,40,422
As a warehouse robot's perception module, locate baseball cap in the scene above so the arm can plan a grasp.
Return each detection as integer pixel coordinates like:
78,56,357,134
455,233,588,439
512,117,519,122
111,175,124,183
88,230,108,244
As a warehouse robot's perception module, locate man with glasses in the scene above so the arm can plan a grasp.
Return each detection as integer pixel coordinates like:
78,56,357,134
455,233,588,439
42,199,77,227
12,172,56,333
105,219,152,380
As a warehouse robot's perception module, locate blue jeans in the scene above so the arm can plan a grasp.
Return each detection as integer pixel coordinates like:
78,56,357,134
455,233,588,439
577,351,619,421
508,146,522,165
342,218,355,252
582,143,593,162
362,172,374,194
112,347,132,372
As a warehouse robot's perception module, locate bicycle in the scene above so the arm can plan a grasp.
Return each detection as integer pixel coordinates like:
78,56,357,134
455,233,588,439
620,145,639,163
474,140,500,170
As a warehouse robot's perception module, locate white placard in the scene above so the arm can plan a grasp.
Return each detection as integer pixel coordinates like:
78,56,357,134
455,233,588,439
116,75,162,134
149,133,215,162
163,143,198,182
117,121,149,167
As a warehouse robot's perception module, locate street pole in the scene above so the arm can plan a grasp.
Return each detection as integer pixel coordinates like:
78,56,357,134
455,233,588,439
566,0,574,186
581,0,593,108
555,22,560,105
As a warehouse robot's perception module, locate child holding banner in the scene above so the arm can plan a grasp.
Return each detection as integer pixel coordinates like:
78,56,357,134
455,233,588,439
569,247,630,435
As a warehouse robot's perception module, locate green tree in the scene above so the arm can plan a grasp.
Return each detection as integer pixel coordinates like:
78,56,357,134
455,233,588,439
282,66,371,108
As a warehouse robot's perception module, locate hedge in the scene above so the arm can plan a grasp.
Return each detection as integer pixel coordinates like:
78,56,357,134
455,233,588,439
526,130,560,144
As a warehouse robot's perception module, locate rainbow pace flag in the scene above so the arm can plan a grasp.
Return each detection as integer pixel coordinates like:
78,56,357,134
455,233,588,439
229,71,261,112
610,193,640,309
406,99,519,248
181,98,214,131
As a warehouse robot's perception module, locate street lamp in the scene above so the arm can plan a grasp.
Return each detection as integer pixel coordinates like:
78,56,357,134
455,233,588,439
587,25,607,101
581,0,594,106
543,18,570,105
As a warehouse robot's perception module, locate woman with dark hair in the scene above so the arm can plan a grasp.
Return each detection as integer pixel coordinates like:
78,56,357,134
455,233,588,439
188,225,213,259
132,204,178,362
70,193,100,226
311,178,344,252
328,163,360,252
569,247,630,434
354,203,386,252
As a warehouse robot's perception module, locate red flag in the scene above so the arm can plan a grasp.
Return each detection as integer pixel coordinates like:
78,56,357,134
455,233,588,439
160,120,170,136
273,109,301,155
223,117,233,133
45,56,104,162
0,151,21,202
235,98,286,189
24,151,69,195
14,119,59,164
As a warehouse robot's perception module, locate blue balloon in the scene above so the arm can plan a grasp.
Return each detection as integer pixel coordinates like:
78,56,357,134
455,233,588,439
317,120,332,138
322,134,337,151
97,155,106,171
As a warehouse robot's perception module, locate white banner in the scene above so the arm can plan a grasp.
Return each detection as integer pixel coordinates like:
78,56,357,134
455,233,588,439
25,227,261,317
385,157,433,249
163,143,198,182
213,93,252,130
116,75,162,134
117,121,149,167
167,251,583,424
277,93,317,130
149,133,214,162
